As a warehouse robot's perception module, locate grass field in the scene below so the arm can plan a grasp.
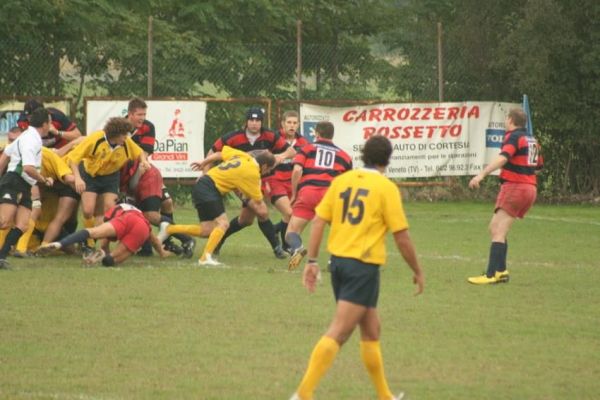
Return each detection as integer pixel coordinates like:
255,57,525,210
1,201,599,400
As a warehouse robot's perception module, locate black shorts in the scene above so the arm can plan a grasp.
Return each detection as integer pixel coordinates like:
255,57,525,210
139,196,161,213
0,172,33,209
50,181,80,199
191,176,225,221
80,164,119,195
330,255,381,308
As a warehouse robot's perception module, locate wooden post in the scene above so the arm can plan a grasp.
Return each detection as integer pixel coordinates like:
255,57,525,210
437,22,444,102
296,20,302,101
147,16,153,97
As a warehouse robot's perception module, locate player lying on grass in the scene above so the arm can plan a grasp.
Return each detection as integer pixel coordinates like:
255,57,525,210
36,203,168,266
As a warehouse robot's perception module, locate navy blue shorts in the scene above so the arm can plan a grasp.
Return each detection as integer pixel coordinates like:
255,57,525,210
330,255,380,308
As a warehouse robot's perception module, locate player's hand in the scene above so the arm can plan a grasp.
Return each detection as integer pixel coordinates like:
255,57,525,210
75,177,86,194
413,271,425,296
303,262,320,293
139,161,151,173
44,177,54,187
190,160,204,171
469,175,483,189
274,154,285,166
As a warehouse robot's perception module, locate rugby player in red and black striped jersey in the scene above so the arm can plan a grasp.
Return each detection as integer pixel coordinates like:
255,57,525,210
17,99,82,149
204,107,296,259
286,121,353,271
467,107,544,284
124,98,195,257
266,110,310,252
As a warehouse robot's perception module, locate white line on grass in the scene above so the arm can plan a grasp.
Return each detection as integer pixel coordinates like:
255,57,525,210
529,215,600,226
14,391,120,400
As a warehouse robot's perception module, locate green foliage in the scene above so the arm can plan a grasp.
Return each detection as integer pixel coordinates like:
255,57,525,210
1,0,599,196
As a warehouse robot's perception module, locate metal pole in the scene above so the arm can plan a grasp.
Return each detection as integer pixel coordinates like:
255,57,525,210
148,16,153,97
437,22,444,102
296,19,302,101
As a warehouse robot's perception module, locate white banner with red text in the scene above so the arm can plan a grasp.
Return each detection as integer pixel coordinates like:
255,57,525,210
300,101,518,178
86,100,206,178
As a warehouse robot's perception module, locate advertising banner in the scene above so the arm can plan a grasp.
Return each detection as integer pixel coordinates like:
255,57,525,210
86,100,206,178
300,101,518,178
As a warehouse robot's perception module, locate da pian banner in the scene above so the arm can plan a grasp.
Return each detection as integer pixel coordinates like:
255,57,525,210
300,101,518,178
86,100,206,178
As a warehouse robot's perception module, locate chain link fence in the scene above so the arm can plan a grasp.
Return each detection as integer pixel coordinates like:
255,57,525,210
1,22,598,198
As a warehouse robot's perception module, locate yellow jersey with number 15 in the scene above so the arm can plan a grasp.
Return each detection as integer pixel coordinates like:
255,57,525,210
207,146,263,201
315,168,409,266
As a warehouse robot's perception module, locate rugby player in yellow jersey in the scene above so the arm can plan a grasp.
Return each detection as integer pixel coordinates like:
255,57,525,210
290,136,425,400
156,145,276,266
14,147,76,256
67,117,149,249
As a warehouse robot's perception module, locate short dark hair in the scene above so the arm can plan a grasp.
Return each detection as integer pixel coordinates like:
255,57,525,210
508,108,527,128
252,150,276,168
361,135,393,167
315,121,334,139
24,99,44,115
128,97,147,113
282,110,299,121
29,108,50,128
104,117,133,139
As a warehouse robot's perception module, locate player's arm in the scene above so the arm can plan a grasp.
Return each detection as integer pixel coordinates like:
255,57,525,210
393,229,424,295
0,152,9,174
469,154,508,189
200,149,217,173
53,136,85,158
22,164,53,187
275,145,296,165
290,164,303,203
302,216,327,293
150,232,169,258
68,159,85,193
59,127,82,142
191,151,222,172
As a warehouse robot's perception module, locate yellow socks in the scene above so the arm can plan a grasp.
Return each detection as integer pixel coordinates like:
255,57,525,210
15,219,35,253
360,340,393,400
296,336,340,400
0,228,9,248
166,224,202,237
200,227,225,260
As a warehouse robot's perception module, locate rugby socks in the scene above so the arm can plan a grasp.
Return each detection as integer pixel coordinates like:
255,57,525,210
83,216,95,247
496,241,508,272
360,340,393,400
0,228,8,248
296,336,340,400
486,241,506,277
279,221,288,249
258,219,279,249
0,228,23,259
59,230,90,248
15,219,35,253
201,227,225,260
286,232,303,252
166,224,202,237
160,214,193,243
215,217,247,252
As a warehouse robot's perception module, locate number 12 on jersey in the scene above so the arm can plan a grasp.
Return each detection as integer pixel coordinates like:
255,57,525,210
339,187,370,225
